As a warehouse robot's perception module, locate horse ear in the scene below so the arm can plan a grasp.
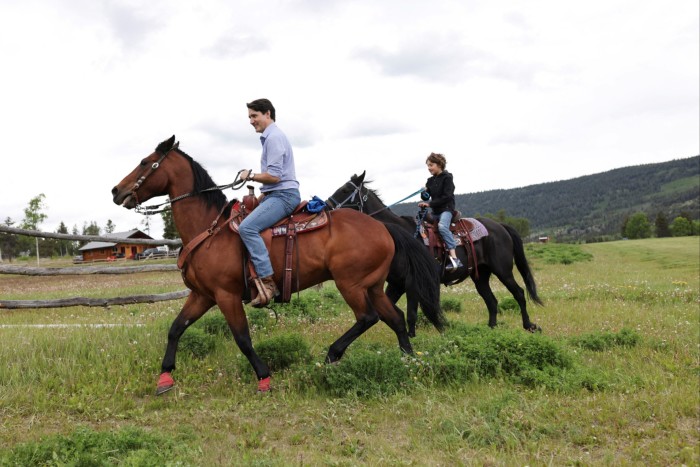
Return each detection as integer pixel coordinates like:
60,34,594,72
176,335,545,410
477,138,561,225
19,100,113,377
358,171,366,182
173,141,180,151
156,135,176,153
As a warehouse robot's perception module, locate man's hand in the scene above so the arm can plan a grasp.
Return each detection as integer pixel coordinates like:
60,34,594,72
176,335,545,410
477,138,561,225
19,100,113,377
239,169,253,181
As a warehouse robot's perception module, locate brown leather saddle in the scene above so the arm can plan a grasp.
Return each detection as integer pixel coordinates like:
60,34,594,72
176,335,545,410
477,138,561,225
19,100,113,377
229,188,329,303
418,210,480,281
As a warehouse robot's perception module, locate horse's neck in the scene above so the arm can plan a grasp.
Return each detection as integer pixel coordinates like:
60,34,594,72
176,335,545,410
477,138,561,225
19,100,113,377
170,197,222,244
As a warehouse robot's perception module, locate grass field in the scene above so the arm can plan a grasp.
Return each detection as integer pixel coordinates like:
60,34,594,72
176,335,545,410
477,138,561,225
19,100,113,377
0,238,698,465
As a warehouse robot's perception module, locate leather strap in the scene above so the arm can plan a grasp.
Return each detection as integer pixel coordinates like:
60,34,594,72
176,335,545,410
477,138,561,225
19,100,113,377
458,219,480,280
177,203,239,270
283,221,297,302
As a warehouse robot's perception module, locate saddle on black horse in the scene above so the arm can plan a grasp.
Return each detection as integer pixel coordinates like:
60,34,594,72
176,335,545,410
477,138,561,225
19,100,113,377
417,209,487,282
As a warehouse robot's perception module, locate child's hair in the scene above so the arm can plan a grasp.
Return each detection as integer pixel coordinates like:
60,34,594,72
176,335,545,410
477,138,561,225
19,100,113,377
426,152,446,169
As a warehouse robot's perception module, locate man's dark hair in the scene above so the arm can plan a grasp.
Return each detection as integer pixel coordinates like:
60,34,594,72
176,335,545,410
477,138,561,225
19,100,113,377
246,98,276,121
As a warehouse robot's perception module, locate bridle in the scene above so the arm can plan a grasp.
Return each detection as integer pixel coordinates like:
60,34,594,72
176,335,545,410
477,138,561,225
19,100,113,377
326,180,368,212
128,144,177,206
327,179,424,217
127,143,247,215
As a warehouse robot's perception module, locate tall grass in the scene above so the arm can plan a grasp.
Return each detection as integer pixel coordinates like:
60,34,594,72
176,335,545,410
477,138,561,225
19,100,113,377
0,237,697,465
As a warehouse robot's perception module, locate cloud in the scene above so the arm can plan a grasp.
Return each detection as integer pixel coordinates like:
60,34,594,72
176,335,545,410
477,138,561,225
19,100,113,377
353,34,482,84
352,32,543,87
204,32,269,59
103,1,166,52
342,120,415,139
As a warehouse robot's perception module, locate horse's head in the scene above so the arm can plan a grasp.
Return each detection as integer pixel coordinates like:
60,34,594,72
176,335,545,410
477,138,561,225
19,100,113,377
112,135,180,209
326,171,370,211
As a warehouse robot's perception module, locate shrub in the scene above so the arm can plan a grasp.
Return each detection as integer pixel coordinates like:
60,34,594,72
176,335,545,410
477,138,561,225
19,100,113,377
247,307,274,329
525,243,593,265
320,286,343,303
311,348,413,398
441,297,462,313
179,327,216,358
197,312,230,337
425,325,576,389
569,328,641,351
0,426,195,466
277,294,324,323
498,297,519,313
253,332,311,372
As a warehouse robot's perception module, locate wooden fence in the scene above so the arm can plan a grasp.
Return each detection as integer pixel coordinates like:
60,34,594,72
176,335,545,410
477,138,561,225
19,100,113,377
0,226,188,309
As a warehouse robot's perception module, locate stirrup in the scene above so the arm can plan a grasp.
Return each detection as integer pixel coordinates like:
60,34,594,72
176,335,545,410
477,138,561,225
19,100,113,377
445,257,463,271
250,277,279,307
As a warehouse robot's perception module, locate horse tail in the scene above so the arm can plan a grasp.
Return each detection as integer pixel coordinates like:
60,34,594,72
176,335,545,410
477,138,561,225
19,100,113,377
501,223,544,306
385,223,446,332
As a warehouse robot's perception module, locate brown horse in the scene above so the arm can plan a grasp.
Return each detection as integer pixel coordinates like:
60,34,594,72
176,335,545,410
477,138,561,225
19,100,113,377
112,136,444,393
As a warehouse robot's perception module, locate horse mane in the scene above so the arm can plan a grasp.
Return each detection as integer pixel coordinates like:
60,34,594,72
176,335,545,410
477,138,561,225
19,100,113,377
367,185,386,206
174,148,230,214
356,178,388,207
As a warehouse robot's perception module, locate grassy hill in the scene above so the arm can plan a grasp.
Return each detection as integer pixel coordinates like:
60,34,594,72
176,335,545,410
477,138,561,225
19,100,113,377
392,155,699,241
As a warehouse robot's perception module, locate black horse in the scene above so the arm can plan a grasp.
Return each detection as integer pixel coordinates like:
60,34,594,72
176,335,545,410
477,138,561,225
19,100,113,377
327,171,542,335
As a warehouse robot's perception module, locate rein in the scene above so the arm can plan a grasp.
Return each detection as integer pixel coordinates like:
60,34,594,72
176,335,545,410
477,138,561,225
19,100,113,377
367,188,424,216
328,181,423,217
131,148,249,215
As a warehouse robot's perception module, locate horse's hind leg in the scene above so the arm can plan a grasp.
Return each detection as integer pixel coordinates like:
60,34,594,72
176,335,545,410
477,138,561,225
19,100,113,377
386,281,418,338
495,273,539,332
405,294,419,338
328,284,412,363
326,286,379,363
158,291,215,394
368,285,413,354
472,271,500,328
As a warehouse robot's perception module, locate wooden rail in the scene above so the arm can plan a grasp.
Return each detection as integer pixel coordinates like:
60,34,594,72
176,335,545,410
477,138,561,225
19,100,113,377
0,290,190,309
0,264,179,276
0,227,188,309
0,225,182,246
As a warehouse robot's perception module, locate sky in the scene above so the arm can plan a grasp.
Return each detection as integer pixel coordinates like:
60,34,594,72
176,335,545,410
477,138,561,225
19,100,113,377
1,0,698,238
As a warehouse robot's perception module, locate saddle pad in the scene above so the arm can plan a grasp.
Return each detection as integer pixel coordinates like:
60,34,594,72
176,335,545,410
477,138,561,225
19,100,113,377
418,217,489,245
463,218,488,241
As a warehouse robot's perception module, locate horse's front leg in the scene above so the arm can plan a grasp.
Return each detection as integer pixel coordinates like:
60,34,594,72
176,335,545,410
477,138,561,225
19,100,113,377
215,293,271,392
157,291,216,395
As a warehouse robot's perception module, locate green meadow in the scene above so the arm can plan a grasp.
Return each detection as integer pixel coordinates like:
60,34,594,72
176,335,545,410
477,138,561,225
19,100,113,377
0,237,697,465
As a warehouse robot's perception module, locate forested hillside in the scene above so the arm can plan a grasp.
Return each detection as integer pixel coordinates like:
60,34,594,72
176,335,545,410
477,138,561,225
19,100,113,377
393,156,699,241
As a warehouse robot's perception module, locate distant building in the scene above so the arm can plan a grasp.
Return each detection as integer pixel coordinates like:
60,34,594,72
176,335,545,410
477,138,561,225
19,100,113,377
78,229,159,261
538,236,550,243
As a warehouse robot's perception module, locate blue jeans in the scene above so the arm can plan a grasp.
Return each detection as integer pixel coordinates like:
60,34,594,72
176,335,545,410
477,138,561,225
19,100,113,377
437,211,456,250
239,189,301,277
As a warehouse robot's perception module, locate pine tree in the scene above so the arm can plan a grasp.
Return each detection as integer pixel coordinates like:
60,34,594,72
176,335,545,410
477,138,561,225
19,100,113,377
654,212,671,238
161,209,179,240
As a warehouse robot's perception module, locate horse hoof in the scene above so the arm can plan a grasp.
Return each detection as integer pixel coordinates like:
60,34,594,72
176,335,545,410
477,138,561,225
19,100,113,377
257,376,271,393
527,324,542,333
155,372,175,395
